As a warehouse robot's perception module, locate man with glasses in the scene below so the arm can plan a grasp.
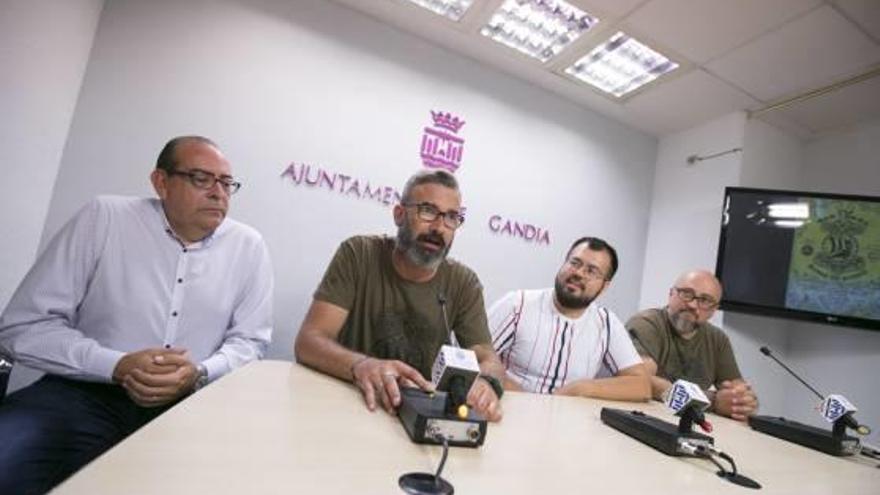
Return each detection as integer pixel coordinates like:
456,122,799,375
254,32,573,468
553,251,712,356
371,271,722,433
488,237,650,400
295,169,505,421
626,270,758,421
0,136,273,494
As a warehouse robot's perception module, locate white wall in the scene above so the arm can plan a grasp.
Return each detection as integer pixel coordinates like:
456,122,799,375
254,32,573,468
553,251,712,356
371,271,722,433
0,0,104,391
638,111,745,310
39,0,657,368
0,0,104,308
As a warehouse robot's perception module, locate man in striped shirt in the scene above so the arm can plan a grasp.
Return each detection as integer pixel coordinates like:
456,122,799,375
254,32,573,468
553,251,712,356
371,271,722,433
488,237,650,400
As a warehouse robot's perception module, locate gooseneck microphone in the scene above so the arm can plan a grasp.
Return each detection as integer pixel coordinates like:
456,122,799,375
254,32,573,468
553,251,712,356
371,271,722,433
759,346,823,400
749,345,869,456
759,346,870,435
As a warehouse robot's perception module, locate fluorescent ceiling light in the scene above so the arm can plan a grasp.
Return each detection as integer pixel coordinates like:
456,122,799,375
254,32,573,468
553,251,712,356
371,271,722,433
565,32,679,98
404,0,474,21
481,0,598,62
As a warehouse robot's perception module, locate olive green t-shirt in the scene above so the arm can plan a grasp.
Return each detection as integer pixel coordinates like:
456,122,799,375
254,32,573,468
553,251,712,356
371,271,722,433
625,308,742,391
314,235,491,379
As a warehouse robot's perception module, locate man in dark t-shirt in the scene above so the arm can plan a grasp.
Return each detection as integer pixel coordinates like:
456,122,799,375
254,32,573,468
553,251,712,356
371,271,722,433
295,170,504,421
626,270,758,421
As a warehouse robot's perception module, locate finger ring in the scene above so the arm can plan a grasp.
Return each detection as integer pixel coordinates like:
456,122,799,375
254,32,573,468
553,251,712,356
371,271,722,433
382,372,397,379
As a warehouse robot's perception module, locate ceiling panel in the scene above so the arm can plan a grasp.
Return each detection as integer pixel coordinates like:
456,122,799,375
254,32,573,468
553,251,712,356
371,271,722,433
770,75,880,134
572,0,646,19
328,0,880,137
707,5,880,101
621,69,759,135
834,0,880,42
626,0,823,64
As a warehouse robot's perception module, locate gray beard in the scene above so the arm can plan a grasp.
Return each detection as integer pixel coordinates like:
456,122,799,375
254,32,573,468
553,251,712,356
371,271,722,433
668,309,698,336
396,221,448,269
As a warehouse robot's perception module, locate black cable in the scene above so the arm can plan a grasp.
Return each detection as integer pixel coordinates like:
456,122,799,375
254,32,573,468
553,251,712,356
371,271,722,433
434,436,450,488
695,446,728,476
718,451,738,476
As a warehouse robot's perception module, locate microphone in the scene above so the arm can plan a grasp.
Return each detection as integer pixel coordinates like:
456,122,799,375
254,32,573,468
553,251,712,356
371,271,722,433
759,346,870,435
664,380,713,433
395,292,487,448
749,345,868,456
432,292,480,418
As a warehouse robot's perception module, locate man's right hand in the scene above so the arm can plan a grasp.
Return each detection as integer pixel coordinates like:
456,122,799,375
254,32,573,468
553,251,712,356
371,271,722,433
350,357,433,414
112,348,182,383
714,380,759,421
112,348,191,407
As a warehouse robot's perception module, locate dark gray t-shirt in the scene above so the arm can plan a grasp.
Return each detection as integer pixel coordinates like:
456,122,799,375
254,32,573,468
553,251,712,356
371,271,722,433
626,308,742,390
314,235,490,379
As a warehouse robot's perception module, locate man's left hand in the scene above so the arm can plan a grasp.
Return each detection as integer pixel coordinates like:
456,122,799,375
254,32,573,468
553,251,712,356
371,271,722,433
467,378,502,422
714,380,758,421
122,350,199,407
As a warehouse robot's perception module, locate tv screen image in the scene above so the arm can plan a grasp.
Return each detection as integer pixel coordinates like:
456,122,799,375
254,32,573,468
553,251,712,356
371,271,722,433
715,187,880,331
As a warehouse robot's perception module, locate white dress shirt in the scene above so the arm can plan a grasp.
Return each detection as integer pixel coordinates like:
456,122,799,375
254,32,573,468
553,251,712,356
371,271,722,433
0,196,273,384
488,288,640,394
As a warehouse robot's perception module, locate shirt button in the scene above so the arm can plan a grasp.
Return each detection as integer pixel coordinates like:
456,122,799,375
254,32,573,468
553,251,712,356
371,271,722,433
182,248,188,253
172,311,178,317
164,344,171,349
177,278,183,283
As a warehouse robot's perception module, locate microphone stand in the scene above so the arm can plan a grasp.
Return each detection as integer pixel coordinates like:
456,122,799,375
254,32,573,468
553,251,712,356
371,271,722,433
399,436,454,495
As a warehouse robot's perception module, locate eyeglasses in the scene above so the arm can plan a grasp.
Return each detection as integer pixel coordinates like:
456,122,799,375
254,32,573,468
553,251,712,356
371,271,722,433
565,258,608,281
401,202,465,229
673,287,718,309
167,168,241,195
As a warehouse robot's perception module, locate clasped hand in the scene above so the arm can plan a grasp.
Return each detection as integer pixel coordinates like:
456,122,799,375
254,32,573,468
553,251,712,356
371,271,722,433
112,348,198,407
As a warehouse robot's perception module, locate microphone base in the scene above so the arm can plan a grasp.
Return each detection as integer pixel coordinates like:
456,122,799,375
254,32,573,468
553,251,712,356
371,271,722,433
601,408,713,456
398,388,486,448
748,415,860,456
399,473,454,495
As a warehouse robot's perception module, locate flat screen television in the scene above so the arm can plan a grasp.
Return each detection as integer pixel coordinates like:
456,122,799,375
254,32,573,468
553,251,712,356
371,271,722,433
715,187,880,331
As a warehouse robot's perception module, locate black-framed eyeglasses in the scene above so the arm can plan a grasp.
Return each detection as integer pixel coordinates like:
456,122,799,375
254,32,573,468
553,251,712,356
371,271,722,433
167,168,242,195
565,257,608,281
673,287,718,309
401,202,465,229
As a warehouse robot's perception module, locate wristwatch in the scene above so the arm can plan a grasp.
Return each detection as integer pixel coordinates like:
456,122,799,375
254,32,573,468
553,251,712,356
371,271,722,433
193,364,209,391
479,374,504,399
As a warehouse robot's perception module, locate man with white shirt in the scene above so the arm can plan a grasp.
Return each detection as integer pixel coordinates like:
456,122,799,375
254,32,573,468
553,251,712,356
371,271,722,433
489,237,649,400
0,136,273,494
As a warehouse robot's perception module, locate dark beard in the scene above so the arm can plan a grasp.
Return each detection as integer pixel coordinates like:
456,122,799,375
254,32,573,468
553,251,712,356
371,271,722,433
554,276,594,310
396,220,449,268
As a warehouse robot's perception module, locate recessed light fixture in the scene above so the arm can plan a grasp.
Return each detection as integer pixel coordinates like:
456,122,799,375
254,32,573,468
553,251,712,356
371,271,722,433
404,0,474,21
481,0,598,62
566,32,679,98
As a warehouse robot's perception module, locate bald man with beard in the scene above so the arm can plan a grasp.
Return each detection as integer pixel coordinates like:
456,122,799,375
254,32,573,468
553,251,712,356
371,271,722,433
626,270,758,421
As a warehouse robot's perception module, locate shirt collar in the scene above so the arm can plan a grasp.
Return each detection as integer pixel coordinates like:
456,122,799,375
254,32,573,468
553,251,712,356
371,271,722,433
150,198,218,250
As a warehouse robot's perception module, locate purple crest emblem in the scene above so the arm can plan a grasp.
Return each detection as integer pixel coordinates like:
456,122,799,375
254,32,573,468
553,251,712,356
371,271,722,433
420,111,466,173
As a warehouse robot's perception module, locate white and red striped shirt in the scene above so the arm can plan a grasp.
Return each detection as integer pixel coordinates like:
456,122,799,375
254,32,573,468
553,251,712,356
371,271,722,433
488,289,641,394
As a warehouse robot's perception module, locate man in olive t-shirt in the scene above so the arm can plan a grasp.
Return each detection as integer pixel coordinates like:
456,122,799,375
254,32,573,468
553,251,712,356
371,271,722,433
626,270,758,421
295,170,505,421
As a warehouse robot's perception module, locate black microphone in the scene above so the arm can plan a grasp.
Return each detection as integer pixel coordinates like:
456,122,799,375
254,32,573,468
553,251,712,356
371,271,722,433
395,292,487,449
759,346,823,400
749,345,869,456
759,346,869,434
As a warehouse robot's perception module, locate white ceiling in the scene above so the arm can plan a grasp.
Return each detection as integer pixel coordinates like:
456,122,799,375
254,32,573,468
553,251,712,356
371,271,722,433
328,0,880,138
